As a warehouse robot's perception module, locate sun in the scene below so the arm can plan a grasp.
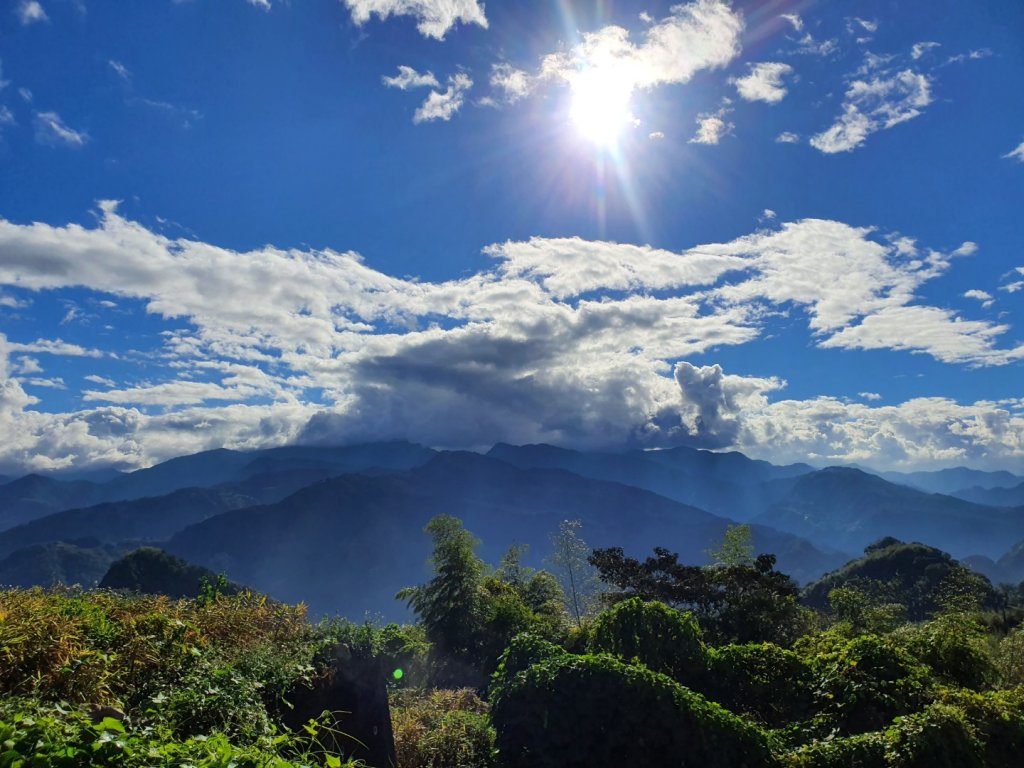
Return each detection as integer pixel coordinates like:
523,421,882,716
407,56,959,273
569,69,635,148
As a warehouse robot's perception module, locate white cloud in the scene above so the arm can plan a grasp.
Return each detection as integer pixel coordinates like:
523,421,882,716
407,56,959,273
342,0,487,40
18,88,33,103
84,374,116,388
793,33,838,57
780,13,802,32
247,0,271,10
732,62,794,104
489,63,531,104
847,17,878,35
0,207,1021,472
33,111,89,147
12,357,42,375
760,209,777,221
911,41,940,60
964,289,994,309
946,48,992,65
0,106,14,128
539,1,742,92
648,131,664,140
810,70,931,153
108,60,131,80
492,1,742,119
17,1,48,25
382,65,439,90
23,377,66,390
859,392,882,401
689,106,733,145
412,73,472,123
1004,140,1024,163
775,131,799,143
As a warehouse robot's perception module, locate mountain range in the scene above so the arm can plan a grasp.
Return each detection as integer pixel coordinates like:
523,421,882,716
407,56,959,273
0,441,1021,618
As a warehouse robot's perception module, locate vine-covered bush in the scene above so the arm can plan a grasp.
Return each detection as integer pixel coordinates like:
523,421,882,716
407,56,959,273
488,632,567,704
800,632,930,735
490,652,776,768
587,597,707,687
705,643,816,726
894,614,997,690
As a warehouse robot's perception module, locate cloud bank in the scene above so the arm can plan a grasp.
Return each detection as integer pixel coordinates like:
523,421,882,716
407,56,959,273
0,204,1022,473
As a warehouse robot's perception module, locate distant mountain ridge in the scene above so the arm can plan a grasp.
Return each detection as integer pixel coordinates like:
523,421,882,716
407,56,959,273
3,440,1022,616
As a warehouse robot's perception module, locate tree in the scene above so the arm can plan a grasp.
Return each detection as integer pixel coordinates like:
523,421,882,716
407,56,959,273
588,546,803,644
397,515,486,684
548,519,600,628
706,524,754,567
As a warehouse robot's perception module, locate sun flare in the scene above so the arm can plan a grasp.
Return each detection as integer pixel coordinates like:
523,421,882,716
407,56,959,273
569,69,635,147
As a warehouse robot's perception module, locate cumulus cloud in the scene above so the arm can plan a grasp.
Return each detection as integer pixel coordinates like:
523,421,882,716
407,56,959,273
382,65,439,90
485,1,742,121
0,206,1022,471
689,106,733,144
342,0,487,40
732,62,794,104
859,392,882,401
775,131,799,143
34,111,89,147
16,1,48,25
1004,140,1024,163
489,63,531,104
810,70,931,153
964,289,994,308
413,73,472,123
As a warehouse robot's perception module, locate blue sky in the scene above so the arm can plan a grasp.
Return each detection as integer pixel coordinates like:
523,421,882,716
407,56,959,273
0,0,1023,473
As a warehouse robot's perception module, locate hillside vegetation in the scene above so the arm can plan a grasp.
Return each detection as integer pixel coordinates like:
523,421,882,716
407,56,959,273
2,517,1023,768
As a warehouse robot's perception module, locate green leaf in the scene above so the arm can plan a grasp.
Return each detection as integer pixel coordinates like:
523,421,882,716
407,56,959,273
95,717,125,734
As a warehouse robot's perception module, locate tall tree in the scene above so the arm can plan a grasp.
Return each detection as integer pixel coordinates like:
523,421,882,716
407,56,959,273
549,519,600,628
397,515,486,680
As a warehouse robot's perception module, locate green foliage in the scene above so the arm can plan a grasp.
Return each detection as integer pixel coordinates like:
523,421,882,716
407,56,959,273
803,541,1000,621
707,523,755,567
547,520,600,628
589,546,805,644
390,688,495,768
398,515,488,686
100,547,240,601
993,626,1024,686
488,633,567,706
894,613,997,690
587,597,707,687
801,632,930,735
706,643,816,727
490,652,776,768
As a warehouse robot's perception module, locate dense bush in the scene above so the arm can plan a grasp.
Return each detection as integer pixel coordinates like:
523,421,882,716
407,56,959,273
390,688,495,768
587,597,707,686
894,613,997,690
488,632,567,704
490,652,776,768
800,632,930,735
705,643,816,726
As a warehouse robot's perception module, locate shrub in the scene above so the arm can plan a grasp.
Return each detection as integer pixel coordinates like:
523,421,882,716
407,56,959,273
803,633,930,735
587,597,707,686
894,613,997,690
883,703,983,768
488,632,566,705
390,688,495,768
705,643,816,726
935,687,1024,767
490,652,775,768
782,731,887,767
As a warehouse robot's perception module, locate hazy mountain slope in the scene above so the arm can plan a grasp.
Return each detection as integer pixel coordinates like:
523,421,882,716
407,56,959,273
486,443,812,519
754,467,1024,558
0,540,136,589
0,475,104,532
0,487,251,560
166,452,842,620
877,467,1023,495
952,481,1024,508
0,441,437,535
